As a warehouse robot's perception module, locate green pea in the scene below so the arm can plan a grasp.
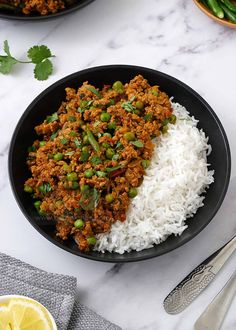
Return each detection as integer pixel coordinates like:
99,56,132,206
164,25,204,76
63,164,71,172
108,99,115,106
39,141,46,147
162,126,168,134
53,153,63,161
151,88,159,96
24,185,33,193
67,172,78,181
71,181,79,189
135,101,144,110
38,209,46,216
102,142,110,149
74,219,85,229
124,132,135,141
100,112,111,122
108,122,116,130
84,169,94,178
106,148,115,159
81,184,90,193
103,133,112,138
87,237,97,245
162,118,169,126
83,135,89,145
141,160,150,169
169,114,177,124
105,193,114,203
128,187,138,198
112,81,124,94
34,201,41,209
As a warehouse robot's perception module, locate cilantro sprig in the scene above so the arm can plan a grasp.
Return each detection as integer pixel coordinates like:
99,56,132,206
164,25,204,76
0,40,55,81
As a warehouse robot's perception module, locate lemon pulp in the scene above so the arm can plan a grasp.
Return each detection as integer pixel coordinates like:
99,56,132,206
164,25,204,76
0,298,55,330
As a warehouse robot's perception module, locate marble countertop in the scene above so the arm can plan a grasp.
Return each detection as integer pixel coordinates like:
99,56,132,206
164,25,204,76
1,1,236,329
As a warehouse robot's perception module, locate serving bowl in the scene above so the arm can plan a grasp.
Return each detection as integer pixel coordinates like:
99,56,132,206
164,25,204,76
0,0,94,21
8,65,231,262
193,0,236,28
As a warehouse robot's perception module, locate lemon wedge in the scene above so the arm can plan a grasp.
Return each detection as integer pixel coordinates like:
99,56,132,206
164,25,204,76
0,297,55,330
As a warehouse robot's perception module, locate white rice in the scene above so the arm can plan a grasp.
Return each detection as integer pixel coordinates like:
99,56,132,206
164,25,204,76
95,102,214,254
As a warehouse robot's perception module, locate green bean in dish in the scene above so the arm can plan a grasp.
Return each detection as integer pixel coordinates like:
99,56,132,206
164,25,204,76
24,75,174,252
200,0,236,23
206,0,224,18
220,2,236,21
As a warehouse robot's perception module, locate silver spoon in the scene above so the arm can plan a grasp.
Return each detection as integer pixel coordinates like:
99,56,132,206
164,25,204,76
194,271,236,330
164,234,236,314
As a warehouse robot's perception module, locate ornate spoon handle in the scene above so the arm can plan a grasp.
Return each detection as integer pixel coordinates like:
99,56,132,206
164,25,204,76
163,235,236,314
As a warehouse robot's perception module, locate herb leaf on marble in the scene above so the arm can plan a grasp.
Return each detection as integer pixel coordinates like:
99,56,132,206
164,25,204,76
0,40,55,81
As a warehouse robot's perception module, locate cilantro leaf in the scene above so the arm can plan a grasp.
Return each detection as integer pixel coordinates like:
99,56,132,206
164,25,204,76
60,137,68,145
0,40,18,74
34,59,53,81
28,45,52,64
65,151,74,156
90,156,102,164
50,130,60,140
144,114,152,121
38,182,52,194
3,40,11,57
74,139,83,149
122,97,136,113
0,41,54,80
79,187,100,210
0,55,18,74
46,112,58,123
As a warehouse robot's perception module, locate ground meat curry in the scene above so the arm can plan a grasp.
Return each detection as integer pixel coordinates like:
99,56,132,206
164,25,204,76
24,75,175,251
0,0,74,15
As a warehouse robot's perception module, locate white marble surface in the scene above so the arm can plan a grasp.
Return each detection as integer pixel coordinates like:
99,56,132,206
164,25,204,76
0,0,236,329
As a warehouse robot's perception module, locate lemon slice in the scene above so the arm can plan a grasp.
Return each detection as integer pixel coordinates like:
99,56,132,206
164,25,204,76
0,305,12,329
0,297,55,330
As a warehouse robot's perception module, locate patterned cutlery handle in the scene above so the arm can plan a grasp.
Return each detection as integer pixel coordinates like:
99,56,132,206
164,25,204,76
163,235,236,314
163,264,215,314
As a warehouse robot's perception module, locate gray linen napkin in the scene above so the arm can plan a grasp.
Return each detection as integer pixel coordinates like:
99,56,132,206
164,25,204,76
0,252,121,330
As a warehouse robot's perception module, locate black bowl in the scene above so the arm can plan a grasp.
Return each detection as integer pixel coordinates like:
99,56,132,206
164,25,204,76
0,0,94,21
8,65,231,262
